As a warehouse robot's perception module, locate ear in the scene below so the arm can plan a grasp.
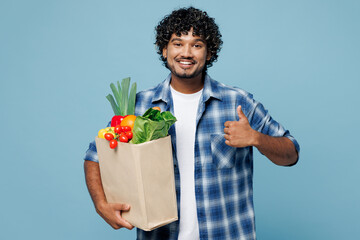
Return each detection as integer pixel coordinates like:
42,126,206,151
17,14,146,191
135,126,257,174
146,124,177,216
162,47,167,59
206,51,211,61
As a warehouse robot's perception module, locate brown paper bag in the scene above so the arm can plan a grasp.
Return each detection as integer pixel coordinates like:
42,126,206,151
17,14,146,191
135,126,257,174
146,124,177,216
95,135,178,231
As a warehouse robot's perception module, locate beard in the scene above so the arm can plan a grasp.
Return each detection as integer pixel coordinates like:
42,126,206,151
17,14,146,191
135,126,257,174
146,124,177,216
171,70,197,79
165,60,206,80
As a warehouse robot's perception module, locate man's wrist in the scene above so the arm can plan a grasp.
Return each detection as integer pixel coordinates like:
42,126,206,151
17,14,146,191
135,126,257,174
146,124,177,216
94,199,108,211
251,130,261,148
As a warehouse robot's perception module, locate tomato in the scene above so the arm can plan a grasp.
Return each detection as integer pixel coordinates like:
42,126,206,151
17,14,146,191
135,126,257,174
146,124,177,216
109,139,118,149
119,133,129,143
125,131,133,140
114,125,121,134
104,133,114,141
120,126,126,132
98,129,107,139
120,115,137,130
123,126,131,132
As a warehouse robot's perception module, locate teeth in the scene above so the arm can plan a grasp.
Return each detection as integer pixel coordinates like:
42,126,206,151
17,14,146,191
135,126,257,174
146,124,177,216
180,61,192,65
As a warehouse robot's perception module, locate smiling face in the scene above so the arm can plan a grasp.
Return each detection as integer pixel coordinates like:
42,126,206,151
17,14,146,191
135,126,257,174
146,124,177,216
162,29,211,83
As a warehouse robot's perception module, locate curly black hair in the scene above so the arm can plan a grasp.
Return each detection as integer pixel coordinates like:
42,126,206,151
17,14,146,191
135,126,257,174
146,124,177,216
155,7,223,71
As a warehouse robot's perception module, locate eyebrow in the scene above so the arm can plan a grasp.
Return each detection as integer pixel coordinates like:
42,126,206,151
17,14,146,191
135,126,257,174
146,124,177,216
170,38,206,44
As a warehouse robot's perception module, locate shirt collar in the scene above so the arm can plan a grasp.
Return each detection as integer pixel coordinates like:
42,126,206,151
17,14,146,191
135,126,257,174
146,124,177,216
152,74,172,104
151,73,223,104
202,74,223,102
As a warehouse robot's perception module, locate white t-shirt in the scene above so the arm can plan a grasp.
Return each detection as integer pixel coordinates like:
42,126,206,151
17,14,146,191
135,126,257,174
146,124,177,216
170,85,202,240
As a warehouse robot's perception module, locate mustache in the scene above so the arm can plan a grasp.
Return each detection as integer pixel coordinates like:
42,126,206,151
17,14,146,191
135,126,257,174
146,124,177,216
175,57,196,64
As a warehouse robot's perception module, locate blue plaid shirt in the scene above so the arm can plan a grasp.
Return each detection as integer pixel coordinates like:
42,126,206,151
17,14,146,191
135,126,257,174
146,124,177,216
85,74,300,240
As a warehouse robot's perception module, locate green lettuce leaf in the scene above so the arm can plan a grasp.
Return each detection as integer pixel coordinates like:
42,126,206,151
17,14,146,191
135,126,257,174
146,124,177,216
130,108,177,144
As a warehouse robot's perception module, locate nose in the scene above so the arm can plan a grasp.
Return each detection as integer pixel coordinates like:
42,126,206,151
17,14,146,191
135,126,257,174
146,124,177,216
181,44,193,58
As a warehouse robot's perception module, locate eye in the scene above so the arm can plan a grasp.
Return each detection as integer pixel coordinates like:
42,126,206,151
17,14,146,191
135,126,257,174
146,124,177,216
173,42,181,47
194,44,203,48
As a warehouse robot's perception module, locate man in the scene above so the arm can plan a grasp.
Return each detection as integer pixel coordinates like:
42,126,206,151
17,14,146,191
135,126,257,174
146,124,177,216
84,7,300,240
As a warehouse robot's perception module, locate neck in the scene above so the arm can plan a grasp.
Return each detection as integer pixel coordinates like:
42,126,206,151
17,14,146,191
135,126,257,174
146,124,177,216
170,73,205,94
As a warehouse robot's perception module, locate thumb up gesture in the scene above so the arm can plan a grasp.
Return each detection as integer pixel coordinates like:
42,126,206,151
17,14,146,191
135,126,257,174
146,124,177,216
224,105,258,148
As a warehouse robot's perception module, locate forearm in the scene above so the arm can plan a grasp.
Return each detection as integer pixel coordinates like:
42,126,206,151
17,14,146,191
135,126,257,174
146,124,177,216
253,132,298,166
84,160,107,209
84,160,133,229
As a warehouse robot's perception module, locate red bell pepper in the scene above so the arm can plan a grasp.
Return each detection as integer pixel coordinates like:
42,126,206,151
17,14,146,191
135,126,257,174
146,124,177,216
111,115,125,127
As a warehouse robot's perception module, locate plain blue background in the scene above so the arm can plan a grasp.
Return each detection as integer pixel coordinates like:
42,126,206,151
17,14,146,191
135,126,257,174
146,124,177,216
1,0,359,239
